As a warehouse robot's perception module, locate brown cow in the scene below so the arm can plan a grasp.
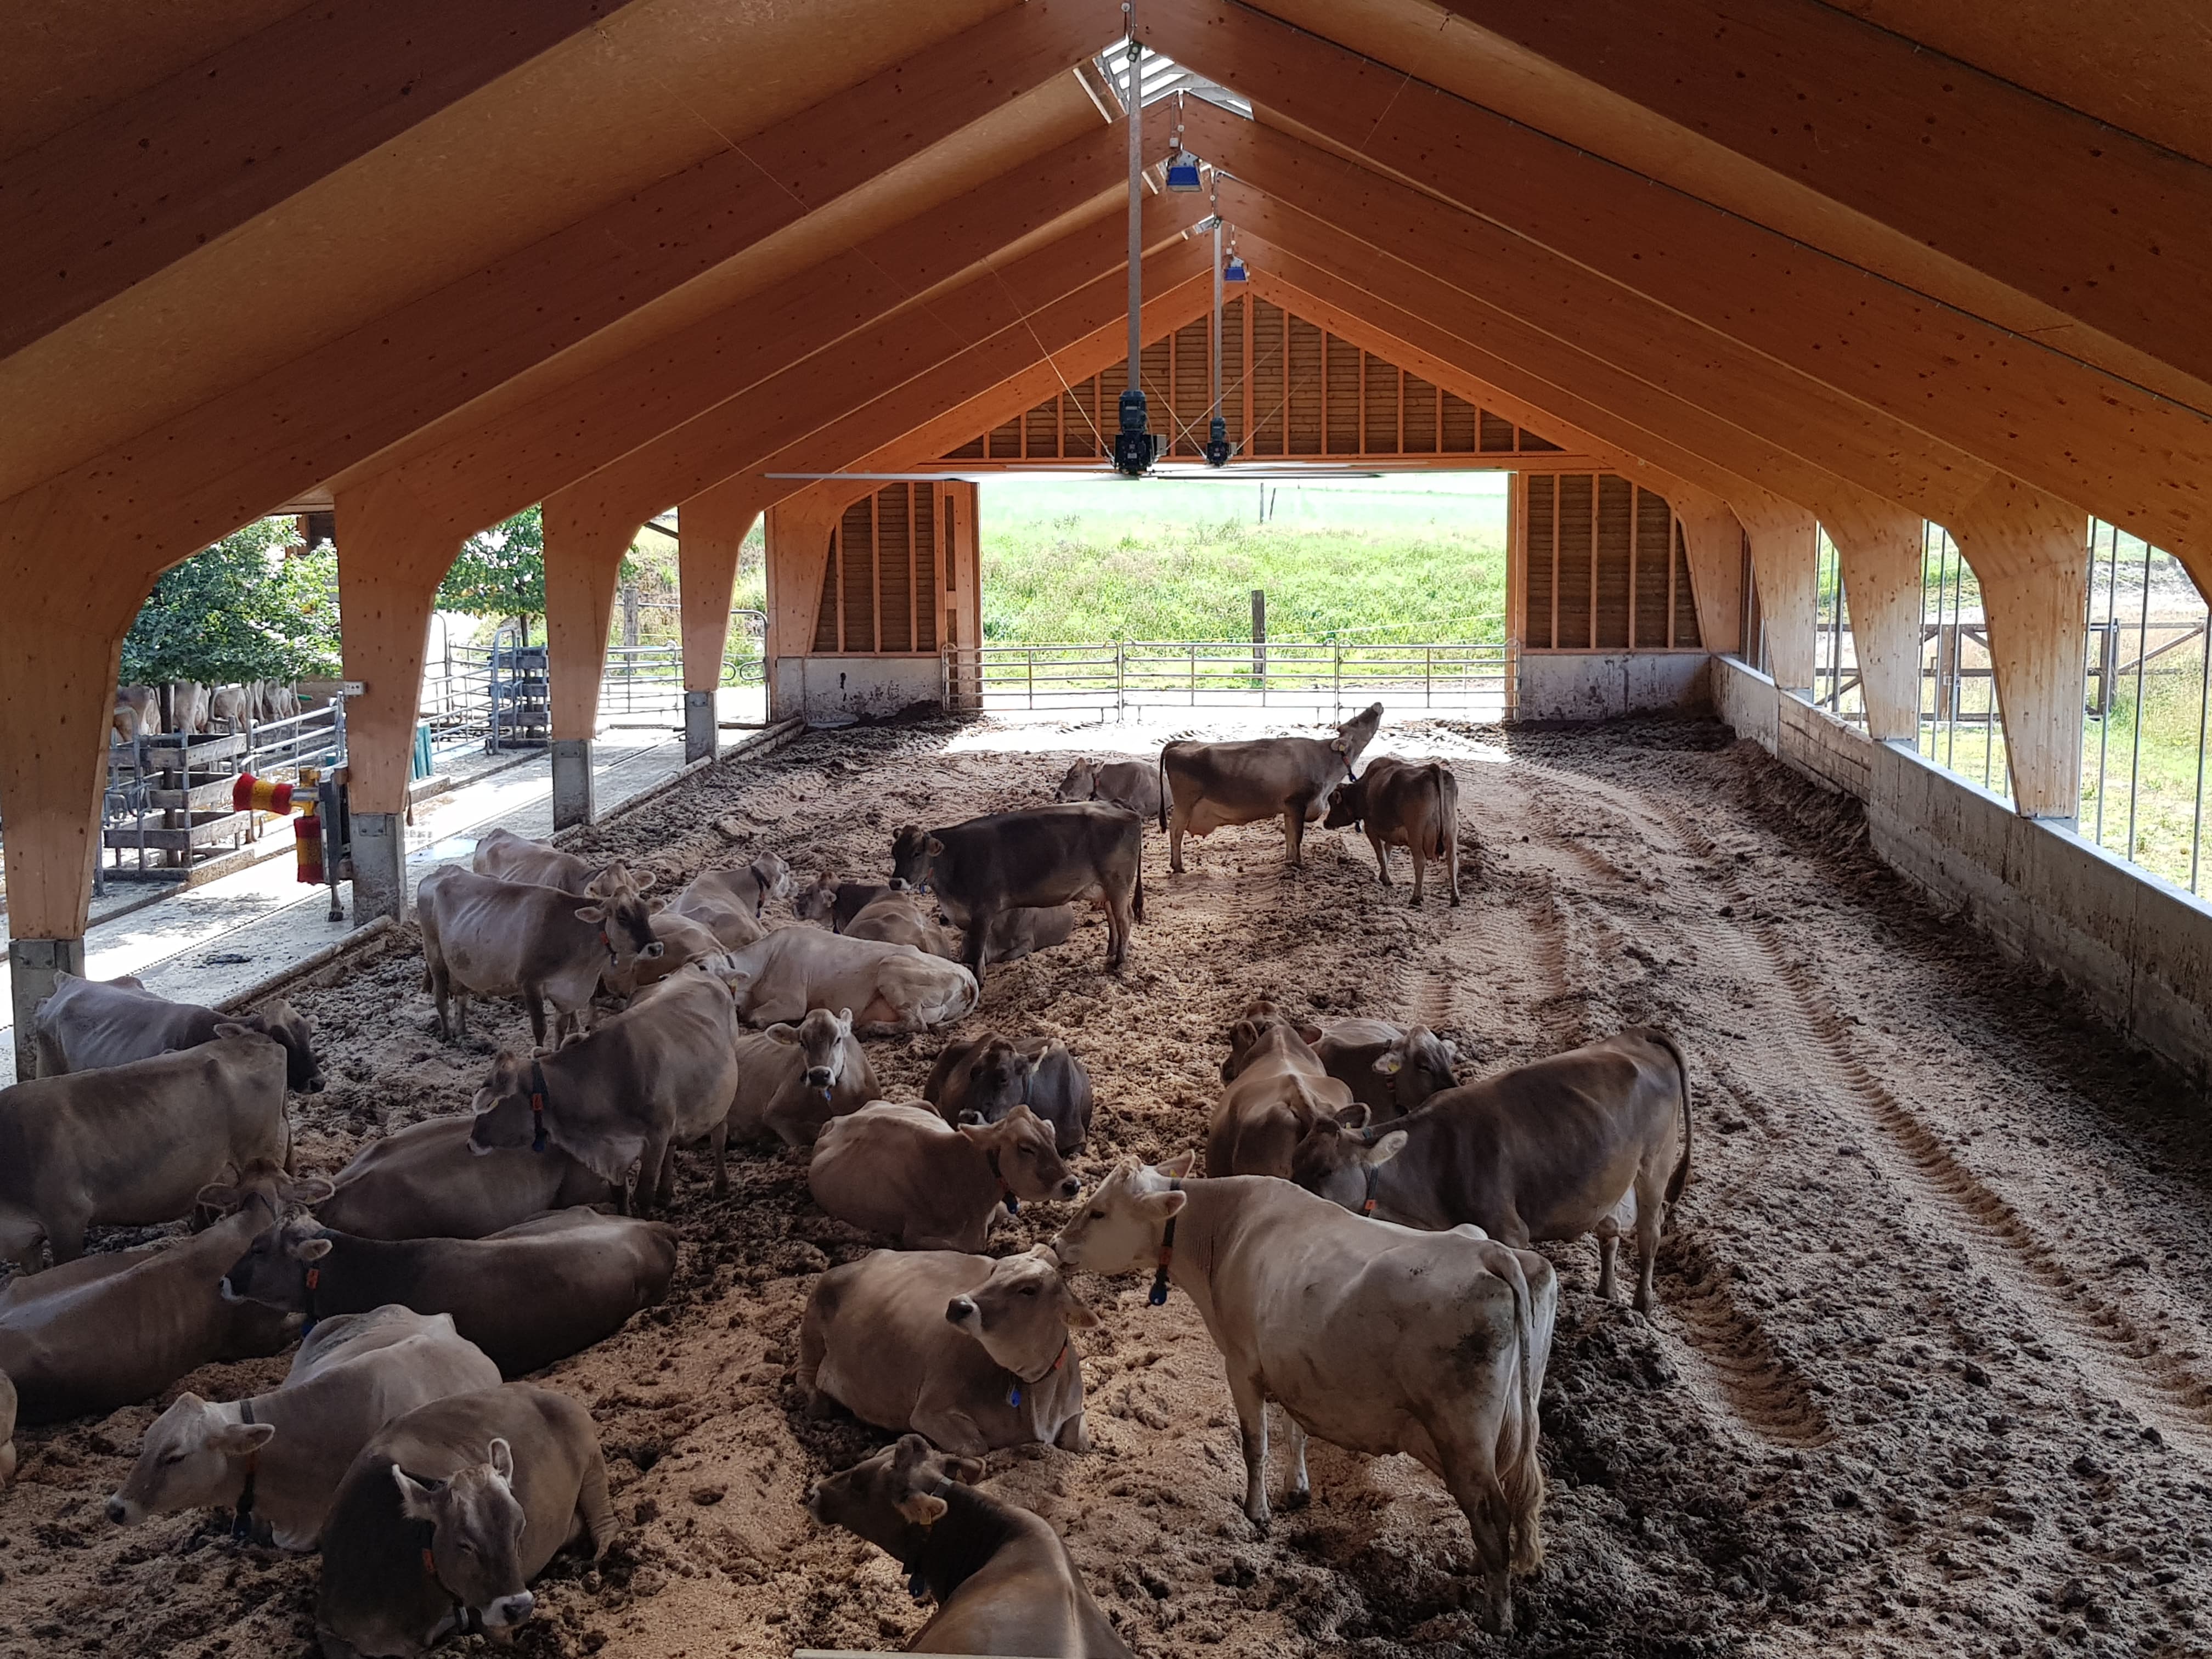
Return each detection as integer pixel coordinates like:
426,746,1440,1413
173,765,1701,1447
1311,1017,1459,1124
1161,702,1383,872
469,826,611,893
1054,755,1164,820
845,882,958,958
314,1115,613,1241
807,1436,1132,1659
1324,754,1463,904
926,1033,1093,1155
726,1008,879,1147
670,858,788,951
1207,1000,1354,1178
1290,1028,1693,1310
809,1102,1077,1252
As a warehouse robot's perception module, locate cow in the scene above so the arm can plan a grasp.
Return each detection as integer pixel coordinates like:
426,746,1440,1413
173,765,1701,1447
163,680,211,736
34,969,325,1091
844,882,957,958
1311,1017,1459,1124
106,1306,500,1549
808,1436,1132,1659
1324,754,1463,905
809,1102,1079,1252
716,927,977,1035
925,1034,1093,1155
0,1164,305,1426
793,872,896,932
208,684,252,731
466,964,743,1212
0,1031,291,1271
1160,701,1384,872
673,853,792,935
416,861,664,1044
726,1008,879,1148
978,902,1080,966
890,803,1142,990
1054,755,1165,820
219,1206,677,1378
1206,1000,1354,1180
1289,1028,1694,1311
469,826,608,893
315,1115,614,1241
799,1244,1096,1455
317,1384,617,1659
1052,1159,1556,1634
115,684,161,740
606,908,726,997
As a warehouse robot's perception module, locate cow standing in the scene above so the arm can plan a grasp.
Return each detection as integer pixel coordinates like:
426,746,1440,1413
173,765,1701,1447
1052,1159,1556,1634
1160,701,1383,872
1324,754,1463,904
1290,1028,1693,1310
891,803,1142,991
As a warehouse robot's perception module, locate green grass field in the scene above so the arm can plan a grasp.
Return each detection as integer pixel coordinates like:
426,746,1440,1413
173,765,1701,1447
977,475,1510,644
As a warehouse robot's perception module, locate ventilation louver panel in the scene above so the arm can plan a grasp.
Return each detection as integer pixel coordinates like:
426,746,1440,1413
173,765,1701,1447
1520,473,1702,652
812,483,950,655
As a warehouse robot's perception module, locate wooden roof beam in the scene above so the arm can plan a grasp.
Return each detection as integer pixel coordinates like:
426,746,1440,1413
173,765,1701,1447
0,0,625,362
1432,0,2212,393
1150,4,2212,562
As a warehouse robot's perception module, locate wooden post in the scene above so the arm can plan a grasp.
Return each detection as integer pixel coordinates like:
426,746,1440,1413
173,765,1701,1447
1821,503,1926,741
1731,496,1820,693
677,475,777,761
540,488,638,828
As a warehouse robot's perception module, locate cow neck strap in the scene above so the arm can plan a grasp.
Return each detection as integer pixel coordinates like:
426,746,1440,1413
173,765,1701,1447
302,1260,323,1336
1361,1163,1381,1218
528,1059,550,1154
902,1474,960,1601
1005,1339,1070,1407
986,1147,1017,1215
230,1398,259,1539
1148,1180,1183,1307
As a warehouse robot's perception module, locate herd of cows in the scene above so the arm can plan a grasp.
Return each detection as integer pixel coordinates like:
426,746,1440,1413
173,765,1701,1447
0,702,1695,1656
110,679,304,743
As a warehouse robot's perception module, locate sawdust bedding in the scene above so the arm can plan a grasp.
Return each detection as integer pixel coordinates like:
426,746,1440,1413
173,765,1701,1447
4,714,2211,1659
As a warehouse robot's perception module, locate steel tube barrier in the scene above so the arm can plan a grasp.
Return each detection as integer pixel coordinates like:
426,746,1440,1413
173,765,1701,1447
943,640,1511,719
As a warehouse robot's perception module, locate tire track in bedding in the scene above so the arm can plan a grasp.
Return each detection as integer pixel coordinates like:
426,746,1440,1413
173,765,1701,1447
1659,1233,1836,1449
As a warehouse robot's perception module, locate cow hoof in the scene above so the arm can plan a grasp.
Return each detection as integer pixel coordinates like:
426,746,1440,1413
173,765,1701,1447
1280,1486,1311,1511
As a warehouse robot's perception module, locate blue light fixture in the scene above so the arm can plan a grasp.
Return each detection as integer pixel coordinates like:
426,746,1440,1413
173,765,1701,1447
1165,148,1203,192
1223,252,1248,283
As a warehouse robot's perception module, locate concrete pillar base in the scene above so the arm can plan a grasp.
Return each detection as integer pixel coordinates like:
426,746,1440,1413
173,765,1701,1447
351,812,407,923
12,936,86,1080
551,739,594,830
684,691,718,765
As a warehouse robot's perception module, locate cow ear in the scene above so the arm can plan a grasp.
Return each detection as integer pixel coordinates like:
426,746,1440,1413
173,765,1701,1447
763,1023,801,1047
195,1179,242,1212
217,1421,278,1455
646,897,667,915
1230,1019,1257,1049
211,1021,250,1040
1156,1150,1197,1178
295,1237,334,1261
1372,1051,1404,1076
487,1438,515,1483
391,1466,442,1521
574,905,607,924
1336,1103,1372,1131
1331,738,1347,752
1364,1130,1410,1167
890,1434,933,1474
1143,1187,1190,1222
1060,1285,1102,1328
1297,1024,1324,1047
895,1491,949,1526
835,1008,855,1037
948,1455,986,1487
925,836,945,857
283,1174,336,1206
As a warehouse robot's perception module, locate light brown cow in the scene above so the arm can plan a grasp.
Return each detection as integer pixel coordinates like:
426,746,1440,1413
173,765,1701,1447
314,1115,613,1240
36,970,325,1092
114,685,160,741
466,966,743,1212
1052,1160,1556,1634
844,882,958,958
725,1008,879,1148
1290,1028,1693,1310
1160,702,1383,872
607,908,725,996
809,1102,1078,1252
1206,1001,1354,1179
799,1245,1096,1454
106,1306,499,1549
317,1385,617,1658
718,926,978,1035
1324,754,1463,905
1054,755,1164,819
672,853,791,945
1311,1017,1459,1124
416,862,664,1044
469,826,608,892
0,1032,291,1270
808,1437,1132,1659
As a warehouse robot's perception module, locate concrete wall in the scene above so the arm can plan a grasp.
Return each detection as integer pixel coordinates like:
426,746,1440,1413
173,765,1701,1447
1517,651,1711,722
1714,655,2212,1081
773,654,944,725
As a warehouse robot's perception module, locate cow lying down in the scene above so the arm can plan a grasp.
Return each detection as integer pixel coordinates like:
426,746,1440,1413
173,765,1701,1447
33,969,325,1091
800,1245,1094,1455
107,1305,499,1549
317,1384,616,1659
810,1436,1133,1659
926,1032,1094,1155
810,1103,1077,1252
717,927,978,1034
315,1115,613,1241
726,1008,878,1148
1207,1000,1355,1178
1053,1159,1557,1635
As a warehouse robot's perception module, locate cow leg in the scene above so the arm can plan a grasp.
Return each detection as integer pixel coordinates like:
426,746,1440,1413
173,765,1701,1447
523,990,549,1049
454,992,472,1040
1224,1369,1273,1530
43,1207,88,1267
429,968,453,1039
1365,828,1391,887
1167,802,1192,872
647,1135,678,1211
0,1207,49,1273
1445,829,1463,907
1595,1230,1620,1302
709,1120,730,1197
1278,1406,1311,1509
1103,884,1133,973
1632,1172,1665,1314
1432,1420,1518,1635
1282,805,1307,868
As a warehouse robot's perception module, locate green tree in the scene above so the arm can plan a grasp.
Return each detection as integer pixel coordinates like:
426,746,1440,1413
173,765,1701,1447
436,505,643,642
120,518,341,685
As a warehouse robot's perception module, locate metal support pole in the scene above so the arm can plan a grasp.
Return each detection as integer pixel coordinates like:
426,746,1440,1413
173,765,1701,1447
1125,16,1142,401
1211,211,1223,429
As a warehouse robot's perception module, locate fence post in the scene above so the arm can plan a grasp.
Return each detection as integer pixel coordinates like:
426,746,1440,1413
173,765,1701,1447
1425,645,1434,710
1116,639,1126,722
1251,589,1266,684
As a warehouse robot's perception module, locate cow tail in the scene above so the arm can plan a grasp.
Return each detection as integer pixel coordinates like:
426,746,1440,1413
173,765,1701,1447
1133,842,1146,924
1649,1029,1694,1218
1492,1244,1544,1571
1156,747,1170,833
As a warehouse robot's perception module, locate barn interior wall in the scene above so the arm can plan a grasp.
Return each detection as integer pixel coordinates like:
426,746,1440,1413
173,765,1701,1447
1714,656,2212,1081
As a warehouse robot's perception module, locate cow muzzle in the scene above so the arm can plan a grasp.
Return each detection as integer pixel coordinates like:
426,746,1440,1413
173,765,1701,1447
945,1296,978,1327
1056,1177,1081,1200
482,1592,535,1632
217,1277,242,1304
105,1496,138,1526
804,1067,833,1088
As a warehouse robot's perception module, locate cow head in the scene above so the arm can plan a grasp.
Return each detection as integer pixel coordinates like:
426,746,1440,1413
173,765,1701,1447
749,851,795,910
962,1104,1078,1203
219,1213,335,1311
889,826,944,889
806,1434,983,1549
954,1037,1041,1126
1054,759,1099,802
1049,1154,1193,1276
106,1391,275,1527
1288,1115,1410,1212
1322,774,1369,831
467,1051,543,1154
764,1007,855,1093
1375,1025,1458,1111
577,865,665,978
793,872,839,924
392,1439,535,1636
195,1163,330,1232
242,998,324,1092
1217,1001,1320,1082
945,1245,1097,1379
1328,702,1385,773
